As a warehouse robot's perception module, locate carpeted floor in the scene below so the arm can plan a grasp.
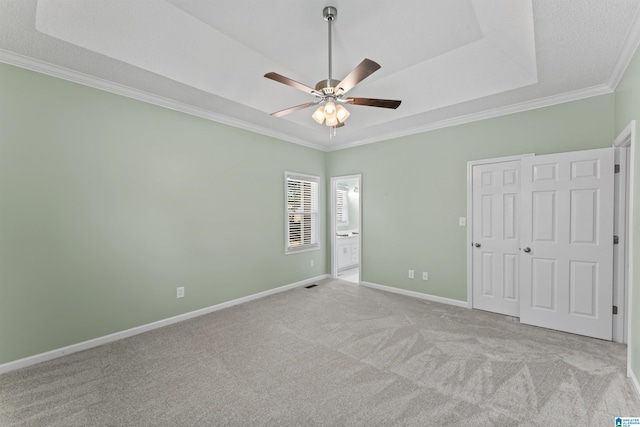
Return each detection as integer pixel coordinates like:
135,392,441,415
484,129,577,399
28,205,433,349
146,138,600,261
1,278,639,426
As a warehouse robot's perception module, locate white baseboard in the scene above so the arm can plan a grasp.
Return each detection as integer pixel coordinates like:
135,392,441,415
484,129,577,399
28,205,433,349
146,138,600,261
630,365,640,400
0,274,328,375
360,281,469,308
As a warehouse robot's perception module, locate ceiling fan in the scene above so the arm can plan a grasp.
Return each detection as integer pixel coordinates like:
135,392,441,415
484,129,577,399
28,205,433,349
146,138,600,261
264,6,401,131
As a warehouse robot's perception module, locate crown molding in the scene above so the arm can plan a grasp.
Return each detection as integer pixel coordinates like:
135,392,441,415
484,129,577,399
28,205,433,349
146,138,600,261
327,84,614,151
0,49,326,152
607,8,640,90
0,49,619,154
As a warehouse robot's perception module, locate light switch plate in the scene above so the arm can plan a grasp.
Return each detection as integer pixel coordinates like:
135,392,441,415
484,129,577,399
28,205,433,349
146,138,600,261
459,217,466,226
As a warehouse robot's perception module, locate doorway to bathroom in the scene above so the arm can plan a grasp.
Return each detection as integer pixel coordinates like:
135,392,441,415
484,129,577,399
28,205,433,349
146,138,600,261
330,174,362,283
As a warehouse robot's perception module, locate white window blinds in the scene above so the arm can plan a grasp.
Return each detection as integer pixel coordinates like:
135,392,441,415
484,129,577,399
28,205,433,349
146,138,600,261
285,172,319,253
336,185,349,223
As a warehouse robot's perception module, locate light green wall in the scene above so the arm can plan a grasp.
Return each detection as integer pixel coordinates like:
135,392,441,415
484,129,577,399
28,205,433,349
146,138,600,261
614,45,640,384
0,63,326,364
0,58,627,368
327,94,615,301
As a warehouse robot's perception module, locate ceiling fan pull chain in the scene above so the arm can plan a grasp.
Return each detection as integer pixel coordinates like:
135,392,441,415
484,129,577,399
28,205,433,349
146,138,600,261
330,125,337,139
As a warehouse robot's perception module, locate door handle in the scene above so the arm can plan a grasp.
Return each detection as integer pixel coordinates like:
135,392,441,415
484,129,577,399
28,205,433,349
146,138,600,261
523,247,531,253
474,243,481,248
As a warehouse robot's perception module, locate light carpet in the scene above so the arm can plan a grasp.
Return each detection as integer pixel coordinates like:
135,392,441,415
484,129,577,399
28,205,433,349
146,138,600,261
1,278,639,426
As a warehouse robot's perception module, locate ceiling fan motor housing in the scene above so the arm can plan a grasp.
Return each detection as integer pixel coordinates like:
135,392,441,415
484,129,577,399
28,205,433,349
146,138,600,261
316,79,340,94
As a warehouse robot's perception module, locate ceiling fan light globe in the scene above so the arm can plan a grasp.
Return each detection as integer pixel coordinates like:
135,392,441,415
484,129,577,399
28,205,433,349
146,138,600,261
326,117,338,127
312,106,326,124
336,104,350,123
324,101,336,116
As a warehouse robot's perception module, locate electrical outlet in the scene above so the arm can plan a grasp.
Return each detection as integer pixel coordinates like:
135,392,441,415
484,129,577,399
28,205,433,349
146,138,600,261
310,260,314,267
408,269,414,279
176,286,184,298
422,272,429,280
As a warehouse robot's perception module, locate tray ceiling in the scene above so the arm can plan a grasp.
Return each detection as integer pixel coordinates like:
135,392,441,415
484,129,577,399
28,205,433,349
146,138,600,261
1,0,640,150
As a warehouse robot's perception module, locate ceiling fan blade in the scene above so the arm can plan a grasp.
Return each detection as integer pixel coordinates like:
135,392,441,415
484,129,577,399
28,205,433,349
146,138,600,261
271,101,320,117
264,72,321,95
345,97,402,109
335,59,381,95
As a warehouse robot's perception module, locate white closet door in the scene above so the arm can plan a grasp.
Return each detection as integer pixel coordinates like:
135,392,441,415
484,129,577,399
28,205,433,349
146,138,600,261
471,160,521,316
520,147,614,340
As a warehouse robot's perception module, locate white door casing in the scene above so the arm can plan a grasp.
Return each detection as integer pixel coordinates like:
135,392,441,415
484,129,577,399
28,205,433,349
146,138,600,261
330,174,362,281
471,160,521,316
519,148,614,340
613,146,628,343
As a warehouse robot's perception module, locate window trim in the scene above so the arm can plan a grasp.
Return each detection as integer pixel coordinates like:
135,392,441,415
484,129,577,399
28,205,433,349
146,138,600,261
284,171,320,255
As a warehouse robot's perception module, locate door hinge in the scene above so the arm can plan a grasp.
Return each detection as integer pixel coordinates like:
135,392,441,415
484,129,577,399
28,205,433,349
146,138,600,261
615,164,620,173
613,305,618,315
614,235,619,245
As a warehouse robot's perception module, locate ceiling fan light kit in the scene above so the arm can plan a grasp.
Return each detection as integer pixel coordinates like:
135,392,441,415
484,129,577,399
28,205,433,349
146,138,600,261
264,6,401,135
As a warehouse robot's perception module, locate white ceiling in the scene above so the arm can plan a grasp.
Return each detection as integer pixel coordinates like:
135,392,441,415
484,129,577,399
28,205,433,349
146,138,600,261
2,0,640,151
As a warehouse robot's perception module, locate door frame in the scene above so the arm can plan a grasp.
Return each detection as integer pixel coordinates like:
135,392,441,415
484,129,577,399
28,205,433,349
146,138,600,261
612,121,636,370
466,154,534,308
467,133,634,346
613,137,630,343
330,174,362,281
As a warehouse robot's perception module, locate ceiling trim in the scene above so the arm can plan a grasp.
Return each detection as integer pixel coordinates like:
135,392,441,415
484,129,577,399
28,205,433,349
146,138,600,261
326,84,614,152
0,49,617,153
607,7,640,90
0,49,325,151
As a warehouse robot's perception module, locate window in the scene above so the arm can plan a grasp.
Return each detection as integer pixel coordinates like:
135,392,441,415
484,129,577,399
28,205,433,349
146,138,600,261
285,172,319,253
336,185,349,224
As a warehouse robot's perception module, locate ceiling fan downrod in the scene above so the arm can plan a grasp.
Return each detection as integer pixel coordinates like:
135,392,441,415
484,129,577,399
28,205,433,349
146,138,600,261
324,6,337,89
